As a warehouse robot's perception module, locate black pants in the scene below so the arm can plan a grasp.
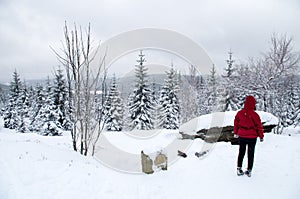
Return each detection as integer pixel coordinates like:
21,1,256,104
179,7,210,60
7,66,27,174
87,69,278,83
237,137,257,171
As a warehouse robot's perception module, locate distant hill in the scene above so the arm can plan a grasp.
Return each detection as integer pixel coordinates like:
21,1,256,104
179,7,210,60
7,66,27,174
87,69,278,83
117,74,166,98
0,69,241,101
25,79,52,87
0,83,9,92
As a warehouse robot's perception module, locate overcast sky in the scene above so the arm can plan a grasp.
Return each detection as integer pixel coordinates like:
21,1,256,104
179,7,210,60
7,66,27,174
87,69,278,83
0,0,299,83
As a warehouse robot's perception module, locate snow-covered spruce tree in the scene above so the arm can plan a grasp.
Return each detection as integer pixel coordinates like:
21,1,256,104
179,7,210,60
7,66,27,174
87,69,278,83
29,84,45,131
158,67,180,129
207,65,217,112
63,72,74,132
274,75,300,133
128,51,155,130
149,81,157,127
53,67,71,130
16,83,30,133
207,65,224,112
34,78,61,136
197,76,210,115
294,77,300,127
26,85,35,116
222,50,239,111
31,81,49,132
3,70,22,129
3,98,18,129
230,63,254,109
104,75,124,131
0,86,7,115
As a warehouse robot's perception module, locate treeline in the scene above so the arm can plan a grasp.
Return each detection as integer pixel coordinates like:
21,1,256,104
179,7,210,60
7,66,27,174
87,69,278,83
2,68,72,135
0,34,299,137
187,34,300,134
0,51,181,134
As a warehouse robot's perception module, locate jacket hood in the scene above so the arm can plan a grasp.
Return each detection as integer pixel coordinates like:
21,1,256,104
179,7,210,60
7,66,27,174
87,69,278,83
244,95,256,110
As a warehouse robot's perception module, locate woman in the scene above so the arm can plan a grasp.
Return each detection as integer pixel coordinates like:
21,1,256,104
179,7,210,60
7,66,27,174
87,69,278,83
233,95,264,177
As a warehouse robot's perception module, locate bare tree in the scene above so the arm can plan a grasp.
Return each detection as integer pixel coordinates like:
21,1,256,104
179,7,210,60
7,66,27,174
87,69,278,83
266,34,300,78
51,22,107,156
253,34,300,111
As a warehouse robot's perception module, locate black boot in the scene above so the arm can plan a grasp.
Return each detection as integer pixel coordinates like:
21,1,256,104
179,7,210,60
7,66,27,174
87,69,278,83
245,169,252,177
237,167,244,176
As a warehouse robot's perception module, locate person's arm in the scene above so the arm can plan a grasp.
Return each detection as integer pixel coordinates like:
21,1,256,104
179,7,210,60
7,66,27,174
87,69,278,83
253,112,264,139
234,112,240,136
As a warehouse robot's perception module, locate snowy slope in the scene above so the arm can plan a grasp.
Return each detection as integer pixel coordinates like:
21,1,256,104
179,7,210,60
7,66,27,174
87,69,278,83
0,118,300,199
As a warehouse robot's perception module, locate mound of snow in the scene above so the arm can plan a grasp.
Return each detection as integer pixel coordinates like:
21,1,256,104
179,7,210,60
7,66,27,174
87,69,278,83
256,111,279,125
179,111,278,134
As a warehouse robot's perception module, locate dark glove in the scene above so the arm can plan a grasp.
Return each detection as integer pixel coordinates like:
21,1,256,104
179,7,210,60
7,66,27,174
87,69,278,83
260,138,264,142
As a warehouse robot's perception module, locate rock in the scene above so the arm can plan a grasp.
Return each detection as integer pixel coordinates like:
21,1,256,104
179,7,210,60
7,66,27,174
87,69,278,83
141,151,154,174
195,150,208,157
179,111,278,145
177,150,187,158
180,125,277,145
262,123,277,133
179,132,196,139
154,152,168,170
179,132,205,140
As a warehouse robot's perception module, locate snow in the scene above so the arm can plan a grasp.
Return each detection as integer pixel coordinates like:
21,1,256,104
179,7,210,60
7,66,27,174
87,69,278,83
179,111,279,134
1,116,300,199
282,126,300,135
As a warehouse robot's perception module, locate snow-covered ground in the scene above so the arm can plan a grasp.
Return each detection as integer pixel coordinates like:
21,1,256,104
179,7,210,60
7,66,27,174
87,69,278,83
0,117,300,199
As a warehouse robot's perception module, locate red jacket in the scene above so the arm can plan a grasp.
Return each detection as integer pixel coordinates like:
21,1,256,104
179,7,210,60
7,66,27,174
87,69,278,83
234,96,264,139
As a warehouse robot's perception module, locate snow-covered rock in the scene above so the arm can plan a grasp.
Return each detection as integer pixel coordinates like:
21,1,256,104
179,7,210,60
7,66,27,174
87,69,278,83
179,111,278,144
180,111,278,133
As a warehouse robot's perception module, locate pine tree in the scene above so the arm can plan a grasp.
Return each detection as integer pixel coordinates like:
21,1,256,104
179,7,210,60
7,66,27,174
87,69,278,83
275,75,300,132
197,76,210,115
0,86,7,114
26,85,35,117
128,51,155,130
158,67,180,129
233,64,252,109
3,98,18,129
34,78,61,135
150,80,159,127
29,84,45,131
104,75,124,131
222,50,239,111
53,68,70,130
3,70,22,129
225,49,235,78
207,65,219,112
16,83,30,133
287,76,300,127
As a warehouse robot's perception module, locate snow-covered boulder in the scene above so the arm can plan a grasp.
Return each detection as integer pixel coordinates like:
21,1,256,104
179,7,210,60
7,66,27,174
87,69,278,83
179,111,278,144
